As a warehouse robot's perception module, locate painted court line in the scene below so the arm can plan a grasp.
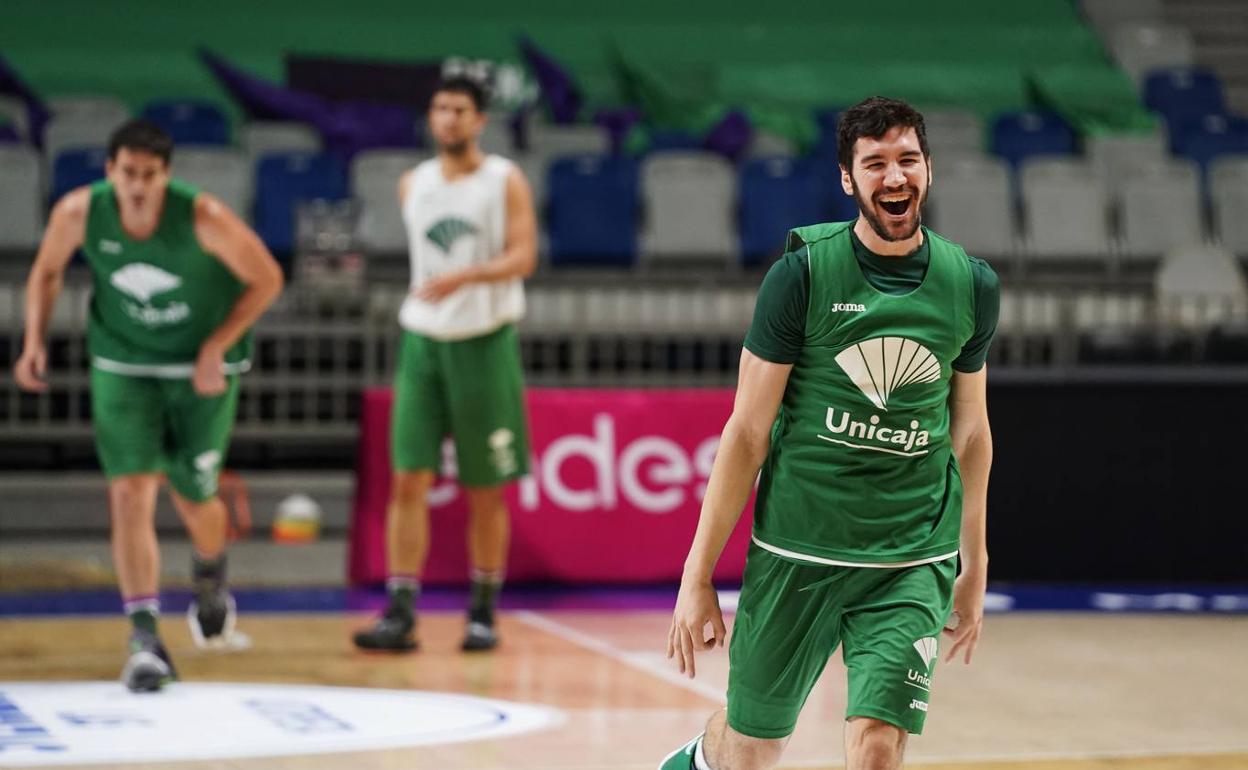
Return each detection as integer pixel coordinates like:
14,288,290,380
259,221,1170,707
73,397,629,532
513,610,727,705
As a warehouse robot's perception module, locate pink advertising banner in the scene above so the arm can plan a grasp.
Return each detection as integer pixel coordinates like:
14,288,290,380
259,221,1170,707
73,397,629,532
348,388,755,585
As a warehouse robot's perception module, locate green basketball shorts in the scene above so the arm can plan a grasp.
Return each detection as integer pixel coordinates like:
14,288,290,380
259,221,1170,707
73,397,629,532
726,543,957,738
90,367,240,502
391,323,530,487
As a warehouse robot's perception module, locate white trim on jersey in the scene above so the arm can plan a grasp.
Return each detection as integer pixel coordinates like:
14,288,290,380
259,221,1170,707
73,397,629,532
92,356,252,379
751,534,958,569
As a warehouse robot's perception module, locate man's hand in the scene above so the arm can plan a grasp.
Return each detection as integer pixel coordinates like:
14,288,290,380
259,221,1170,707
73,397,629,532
666,578,727,679
416,270,469,303
13,344,49,392
192,343,227,397
943,567,986,665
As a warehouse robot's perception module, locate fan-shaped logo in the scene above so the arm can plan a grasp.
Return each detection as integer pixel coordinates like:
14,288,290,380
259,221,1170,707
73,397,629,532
110,263,182,304
834,337,941,410
913,637,939,671
426,217,478,254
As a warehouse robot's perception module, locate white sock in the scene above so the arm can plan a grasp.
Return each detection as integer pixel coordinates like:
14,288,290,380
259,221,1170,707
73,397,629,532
694,735,713,770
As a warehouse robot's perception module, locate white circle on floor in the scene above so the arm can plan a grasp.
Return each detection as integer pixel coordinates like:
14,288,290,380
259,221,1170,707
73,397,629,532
0,682,563,766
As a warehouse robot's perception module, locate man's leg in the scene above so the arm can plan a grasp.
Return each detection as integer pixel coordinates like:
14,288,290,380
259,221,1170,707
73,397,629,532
110,473,163,619
845,717,907,770
92,369,175,691
461,484,509,651
355,330,447,652
164,375,241,648
170,491,236,646
109,473,177,692
354,469,436,651
702,709,788,770
443,324,529,651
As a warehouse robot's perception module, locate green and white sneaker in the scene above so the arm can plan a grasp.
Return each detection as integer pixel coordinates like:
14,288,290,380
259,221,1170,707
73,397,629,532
657,734,701,770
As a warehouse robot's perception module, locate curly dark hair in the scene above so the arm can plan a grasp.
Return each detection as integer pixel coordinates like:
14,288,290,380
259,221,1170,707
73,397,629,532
836,96,929,168
107,119,173,164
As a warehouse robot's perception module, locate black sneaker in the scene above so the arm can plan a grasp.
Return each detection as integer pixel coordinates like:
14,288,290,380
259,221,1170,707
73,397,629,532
461,608,499,652
121,630,177,693
187,588,238,649
353,606,418,652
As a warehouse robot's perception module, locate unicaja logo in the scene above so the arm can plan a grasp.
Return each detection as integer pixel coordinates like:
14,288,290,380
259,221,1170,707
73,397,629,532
913,637,939,670
834,336,941,411
109,263,190,328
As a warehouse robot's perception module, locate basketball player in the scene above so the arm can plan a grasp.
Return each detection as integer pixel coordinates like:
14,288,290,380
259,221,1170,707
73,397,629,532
352,76,537,653
660,97,1000,770
14,119,284,691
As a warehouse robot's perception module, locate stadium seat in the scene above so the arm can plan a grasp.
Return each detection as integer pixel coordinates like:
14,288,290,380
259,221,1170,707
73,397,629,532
1086,129,1168,203
1020,158,1111,262
990,111,1076,168
172,147,252,221
1143,68,1225,130
640,151,738,266
738,157,829,266
546,154,639,268
1155,244,1248,330
51,147,107,202
922,108,983,156
1109,23,1195,84
350,149,430,254
46,95,130,126
525,122,609,158
744,130,798,158
142,99,230,146
1173,113,1248,177
44,116,124,174
239,122,322,167
519,122,610,211
1209,157,1248,256
1081,0,1163,34
0,145,42,250
927,154,1016,259
254,152,348,256
1120,158,1204,261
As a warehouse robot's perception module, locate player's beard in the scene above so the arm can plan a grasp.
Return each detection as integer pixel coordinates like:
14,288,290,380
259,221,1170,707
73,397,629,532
851,176,927,243
439,138,471,157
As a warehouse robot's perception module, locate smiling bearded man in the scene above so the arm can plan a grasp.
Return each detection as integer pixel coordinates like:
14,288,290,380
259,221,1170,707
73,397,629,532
659,96,1001,770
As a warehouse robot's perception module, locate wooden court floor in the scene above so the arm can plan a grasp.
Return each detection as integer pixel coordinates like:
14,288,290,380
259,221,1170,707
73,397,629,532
0,611,1245,770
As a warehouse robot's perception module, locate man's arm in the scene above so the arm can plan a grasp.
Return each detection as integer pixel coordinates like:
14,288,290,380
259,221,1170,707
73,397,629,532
14,188,89,392
944,366,993,664
191,193,284,396
417,167,538,301
667,349,793,678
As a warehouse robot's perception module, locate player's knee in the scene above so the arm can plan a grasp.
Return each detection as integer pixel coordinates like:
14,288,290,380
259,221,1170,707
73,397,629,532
392,471,434,507
716,727,788,770
108,475,158,520
727,739,787,770
847,718,906,770
464,486,507,516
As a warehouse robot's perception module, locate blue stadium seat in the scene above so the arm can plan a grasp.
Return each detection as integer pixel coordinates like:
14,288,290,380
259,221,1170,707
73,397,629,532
142,100,230,146
546,154,639,267
990,111,1076,167
811,107,843,159
739,157,830,265
1173,113,1248,177
51,147,107,202
1143,67,1225,132
254,152,347,256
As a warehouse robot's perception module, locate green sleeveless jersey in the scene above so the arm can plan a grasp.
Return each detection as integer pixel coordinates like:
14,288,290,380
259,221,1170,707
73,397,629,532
83,179,251,376
753,221,976,566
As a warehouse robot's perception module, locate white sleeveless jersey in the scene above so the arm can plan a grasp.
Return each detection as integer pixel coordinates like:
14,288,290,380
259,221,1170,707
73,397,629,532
398,154,525,340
